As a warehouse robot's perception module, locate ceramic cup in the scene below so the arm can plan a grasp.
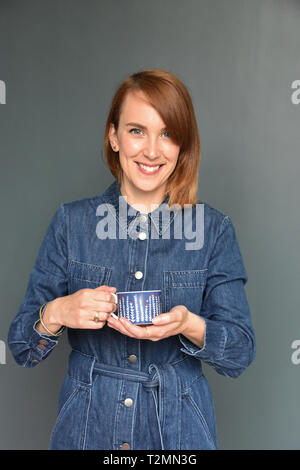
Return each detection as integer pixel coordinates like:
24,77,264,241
111,290,162,325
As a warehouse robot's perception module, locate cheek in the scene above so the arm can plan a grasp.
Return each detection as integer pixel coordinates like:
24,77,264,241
121,135,143,154
164,143,180,165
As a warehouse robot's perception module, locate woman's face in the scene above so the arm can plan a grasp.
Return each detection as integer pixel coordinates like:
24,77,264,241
109,91,180,206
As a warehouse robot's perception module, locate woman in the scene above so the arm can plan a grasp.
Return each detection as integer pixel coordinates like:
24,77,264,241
7,69,256,450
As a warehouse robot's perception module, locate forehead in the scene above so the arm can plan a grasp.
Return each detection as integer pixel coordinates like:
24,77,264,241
119,91,165,126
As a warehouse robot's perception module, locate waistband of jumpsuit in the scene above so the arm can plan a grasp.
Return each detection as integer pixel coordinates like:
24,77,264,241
67,349,203,450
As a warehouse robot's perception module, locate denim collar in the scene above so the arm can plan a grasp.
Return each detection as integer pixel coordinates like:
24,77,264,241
101,179,180,237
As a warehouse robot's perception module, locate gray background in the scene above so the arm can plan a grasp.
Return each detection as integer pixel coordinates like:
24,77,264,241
1,0,300,450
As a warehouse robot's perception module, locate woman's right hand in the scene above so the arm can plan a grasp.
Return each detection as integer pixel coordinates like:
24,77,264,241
37,285,118,334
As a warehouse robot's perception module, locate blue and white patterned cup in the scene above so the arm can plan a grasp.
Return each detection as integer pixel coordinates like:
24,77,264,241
112,290,162,325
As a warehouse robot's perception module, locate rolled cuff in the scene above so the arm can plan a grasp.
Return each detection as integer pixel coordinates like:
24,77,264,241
179,317,227,362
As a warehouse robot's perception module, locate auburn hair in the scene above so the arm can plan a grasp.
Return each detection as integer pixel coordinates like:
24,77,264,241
103,69,201,208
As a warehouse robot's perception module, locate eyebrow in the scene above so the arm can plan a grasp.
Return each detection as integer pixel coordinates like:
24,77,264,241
125,122,167,131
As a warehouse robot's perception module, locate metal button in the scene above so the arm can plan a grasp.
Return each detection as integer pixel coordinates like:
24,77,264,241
139,215,148,223
128,354,137,363
138,232,147,240
121,442,131,450
39,339,48,345
31,359,39,364
134,271,143,279
124,398,133,407
37,344,46,350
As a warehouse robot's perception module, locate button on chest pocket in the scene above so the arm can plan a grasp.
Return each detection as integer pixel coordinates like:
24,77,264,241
163,269,207,314
67,260,112,294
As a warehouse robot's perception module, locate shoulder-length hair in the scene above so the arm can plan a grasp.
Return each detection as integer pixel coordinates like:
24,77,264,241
103,69,201,208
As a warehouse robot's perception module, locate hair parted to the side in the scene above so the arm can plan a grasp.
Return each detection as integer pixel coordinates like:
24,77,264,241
104,69,201,208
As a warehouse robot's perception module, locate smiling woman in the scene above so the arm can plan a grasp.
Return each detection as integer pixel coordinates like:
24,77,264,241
104,70,201,210
7,69,255,451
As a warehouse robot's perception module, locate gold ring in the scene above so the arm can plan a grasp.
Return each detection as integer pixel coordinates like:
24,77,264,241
93,312,100,323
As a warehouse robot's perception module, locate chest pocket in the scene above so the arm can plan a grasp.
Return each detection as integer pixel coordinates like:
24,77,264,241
67,260,112,294
163,269,207,315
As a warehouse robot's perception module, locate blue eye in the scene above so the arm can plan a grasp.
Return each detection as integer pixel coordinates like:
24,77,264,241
129,128,170,138
129,128,142,135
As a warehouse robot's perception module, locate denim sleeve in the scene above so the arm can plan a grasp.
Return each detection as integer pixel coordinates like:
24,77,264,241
178,215,256,378
7,204,68,368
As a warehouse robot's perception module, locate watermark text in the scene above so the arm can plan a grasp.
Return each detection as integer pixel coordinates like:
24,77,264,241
0,80,6,104
291,80,300,104
0,340,6,365
291,340,300,365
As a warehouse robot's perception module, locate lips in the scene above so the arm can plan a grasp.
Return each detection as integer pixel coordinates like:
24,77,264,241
135,162,165,167
135,161,164,175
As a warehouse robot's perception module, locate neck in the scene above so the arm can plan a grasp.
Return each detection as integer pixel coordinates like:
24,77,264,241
120,180,167,214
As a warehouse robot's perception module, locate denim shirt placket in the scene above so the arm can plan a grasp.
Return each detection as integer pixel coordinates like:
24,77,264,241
102,186,179,449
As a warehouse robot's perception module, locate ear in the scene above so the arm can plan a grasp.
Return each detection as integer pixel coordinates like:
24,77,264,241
109,123,119,152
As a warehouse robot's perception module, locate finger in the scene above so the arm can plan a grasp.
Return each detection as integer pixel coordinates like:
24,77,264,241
91,311,110,322
89,321,106,329
151,313,171,325
93,285,117,293
89,300,118,313
118,318,154,339
92,286,118,303
91,294,118,309
107,316,135,337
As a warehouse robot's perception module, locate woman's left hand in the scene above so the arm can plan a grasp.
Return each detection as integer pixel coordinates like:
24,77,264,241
107,305,191,341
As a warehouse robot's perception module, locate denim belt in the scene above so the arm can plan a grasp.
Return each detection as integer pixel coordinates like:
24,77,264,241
67,349,187,450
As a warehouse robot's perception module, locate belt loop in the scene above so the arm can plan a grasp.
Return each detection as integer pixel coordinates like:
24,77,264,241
148,362,181,450
67,349,96,386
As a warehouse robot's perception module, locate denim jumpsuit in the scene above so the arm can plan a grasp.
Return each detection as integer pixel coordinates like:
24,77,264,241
7,179,256,450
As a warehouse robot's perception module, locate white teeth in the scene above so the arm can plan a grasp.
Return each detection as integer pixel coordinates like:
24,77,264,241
138,163,160,172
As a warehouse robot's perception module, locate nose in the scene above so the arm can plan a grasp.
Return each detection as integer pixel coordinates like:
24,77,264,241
143,135,161,161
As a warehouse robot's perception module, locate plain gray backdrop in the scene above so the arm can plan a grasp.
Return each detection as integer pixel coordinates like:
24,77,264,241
1,0,300,450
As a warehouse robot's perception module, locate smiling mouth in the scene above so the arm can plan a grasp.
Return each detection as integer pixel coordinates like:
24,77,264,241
135,162,165,174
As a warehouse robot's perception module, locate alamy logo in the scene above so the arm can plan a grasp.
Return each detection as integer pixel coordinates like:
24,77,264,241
0,80,6,104
0,340,6,365
291,340,300,365
95,196,205,250
291,80,300,105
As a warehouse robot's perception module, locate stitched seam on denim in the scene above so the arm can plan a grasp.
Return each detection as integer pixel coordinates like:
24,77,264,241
54,386,80,427
69,277,106,283
141,236,149,291
93,367,150,382
130,383,140,451
209,215,230,260
171,283,205,288
218,325,227,360
69,259,111,272
61,203,69,274
185,394,215,447
181,375,204,394
67,351,95,384
113,380,125,450
8,340,27,344
218,358,249,368
107,202,128,238
170,356,190,367
167,269,208,274
164,269,208,288
24,350,32,367
71,348,95,359
82,388,91,449
155,367,164,432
